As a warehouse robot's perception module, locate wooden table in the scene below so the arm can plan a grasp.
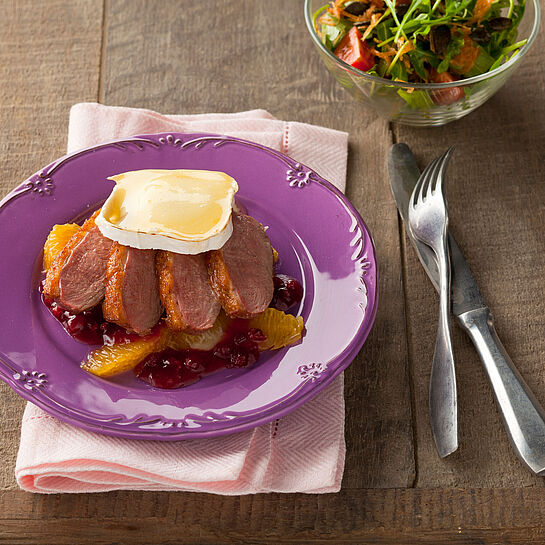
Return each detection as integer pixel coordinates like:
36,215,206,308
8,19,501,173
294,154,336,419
1,1,544,543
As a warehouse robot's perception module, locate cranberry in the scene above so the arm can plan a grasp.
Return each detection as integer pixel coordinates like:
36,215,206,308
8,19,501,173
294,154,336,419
270,274,303,311
106,327,140,345
41,289,135,346
134,353,160,382
100,323,118,346
86,319,99,333
162,351,186,368
135,349,201,389
50,303,65,320
213,345,232,360
66,314,86,336
229,344,259,368
183,352,206,374
233,333,247,346
230,349,249,368
247,328,266,342
149,364,188,389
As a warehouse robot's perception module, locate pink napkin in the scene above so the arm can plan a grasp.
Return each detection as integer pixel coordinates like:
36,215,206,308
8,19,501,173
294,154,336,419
15,103,349,494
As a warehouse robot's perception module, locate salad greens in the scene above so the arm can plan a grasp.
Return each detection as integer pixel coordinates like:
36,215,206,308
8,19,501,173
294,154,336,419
315,0,526,105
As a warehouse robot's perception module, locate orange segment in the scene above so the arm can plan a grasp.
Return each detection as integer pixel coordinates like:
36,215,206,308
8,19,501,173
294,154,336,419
81,326,169,377
43,223,80,270
168,312,230,351
249,308,304,350
450,36,480,75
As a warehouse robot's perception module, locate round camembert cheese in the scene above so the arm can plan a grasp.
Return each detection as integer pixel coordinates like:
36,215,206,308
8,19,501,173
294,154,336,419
96,169,238,255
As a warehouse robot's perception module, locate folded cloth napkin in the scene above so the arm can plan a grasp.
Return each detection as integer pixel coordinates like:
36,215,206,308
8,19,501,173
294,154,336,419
15,103,349,494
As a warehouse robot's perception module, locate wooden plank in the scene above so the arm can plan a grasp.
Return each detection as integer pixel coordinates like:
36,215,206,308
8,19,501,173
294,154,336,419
102,0,414,489
0,1,104,490
394,29,545,486
2,488,545,544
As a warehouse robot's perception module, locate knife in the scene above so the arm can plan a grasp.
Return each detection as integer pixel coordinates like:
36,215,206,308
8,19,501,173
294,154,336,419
388,143,545,474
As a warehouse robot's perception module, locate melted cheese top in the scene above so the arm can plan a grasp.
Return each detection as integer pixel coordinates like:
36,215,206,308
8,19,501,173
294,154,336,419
96,169,238,254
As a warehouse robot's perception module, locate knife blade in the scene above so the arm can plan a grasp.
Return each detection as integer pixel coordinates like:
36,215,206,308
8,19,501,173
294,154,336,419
388,143,487,316
388,143,545,475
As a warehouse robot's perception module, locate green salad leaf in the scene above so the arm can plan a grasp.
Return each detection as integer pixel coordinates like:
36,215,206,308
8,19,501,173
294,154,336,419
313,0,526,86
319,12,351,49
436,32,465,73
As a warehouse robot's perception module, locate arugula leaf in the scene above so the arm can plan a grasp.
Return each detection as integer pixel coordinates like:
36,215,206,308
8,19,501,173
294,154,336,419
437,32,464,73
408,50,432,79
388,58,409,80
383,0,401,27
375,20,394,43
398,89,435,109
444,0,476,15
320,16,352,50
489,54,505,71
488,38,527,71
394,0,425,42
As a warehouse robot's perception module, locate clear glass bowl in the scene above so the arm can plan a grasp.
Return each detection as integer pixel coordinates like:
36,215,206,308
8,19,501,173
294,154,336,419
304,0,540,126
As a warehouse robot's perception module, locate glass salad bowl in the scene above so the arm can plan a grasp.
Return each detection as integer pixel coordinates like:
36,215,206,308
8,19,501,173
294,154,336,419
304,0,540,126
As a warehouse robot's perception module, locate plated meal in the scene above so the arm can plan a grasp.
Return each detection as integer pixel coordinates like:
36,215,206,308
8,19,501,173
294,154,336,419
0,133,377,439
41,169,305,389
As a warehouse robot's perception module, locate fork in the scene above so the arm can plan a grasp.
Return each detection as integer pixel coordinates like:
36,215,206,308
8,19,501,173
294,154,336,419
409,147,457,458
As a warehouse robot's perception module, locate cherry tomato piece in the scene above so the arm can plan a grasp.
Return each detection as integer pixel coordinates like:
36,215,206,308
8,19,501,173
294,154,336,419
428,69,465,105
334,27,375,71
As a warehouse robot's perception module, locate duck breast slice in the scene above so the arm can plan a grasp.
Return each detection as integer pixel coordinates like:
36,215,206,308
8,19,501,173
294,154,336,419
157,251,221,333
43,210,113,313
103,244,163,334
208,213,274,319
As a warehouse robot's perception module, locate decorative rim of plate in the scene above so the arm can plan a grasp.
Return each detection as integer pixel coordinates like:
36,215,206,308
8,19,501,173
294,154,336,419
0,132,378,440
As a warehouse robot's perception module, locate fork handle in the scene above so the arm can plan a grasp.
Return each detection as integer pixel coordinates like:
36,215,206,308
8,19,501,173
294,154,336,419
458,307,545,475
430,233,458,458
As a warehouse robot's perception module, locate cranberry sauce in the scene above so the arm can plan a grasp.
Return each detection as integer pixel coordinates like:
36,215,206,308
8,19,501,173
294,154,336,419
270,274,303,312
41,271,300,390
42,291,142,346
134,320,266,389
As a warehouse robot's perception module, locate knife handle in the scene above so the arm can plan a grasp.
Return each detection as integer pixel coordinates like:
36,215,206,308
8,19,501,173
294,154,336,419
458,307,545,475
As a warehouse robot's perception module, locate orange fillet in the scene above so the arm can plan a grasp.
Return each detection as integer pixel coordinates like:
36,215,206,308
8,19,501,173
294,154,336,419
168,312,230,351
249,308,305,351
43,223,80,271
42,210,101,300
81,325,169,377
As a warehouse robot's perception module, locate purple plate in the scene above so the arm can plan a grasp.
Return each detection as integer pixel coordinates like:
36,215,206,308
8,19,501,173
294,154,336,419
0,133,378,440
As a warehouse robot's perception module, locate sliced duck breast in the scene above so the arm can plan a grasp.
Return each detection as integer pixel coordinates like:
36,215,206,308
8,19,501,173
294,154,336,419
102,243,163,334
157,251,221,333
43,210,113,313
207,213,274,319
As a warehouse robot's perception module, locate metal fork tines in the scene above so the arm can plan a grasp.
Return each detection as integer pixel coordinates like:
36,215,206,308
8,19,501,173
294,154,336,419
409,147,458,458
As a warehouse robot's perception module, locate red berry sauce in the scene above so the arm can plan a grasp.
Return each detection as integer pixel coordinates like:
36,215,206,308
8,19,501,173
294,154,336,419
134,320,266,389
42,291,140,346
270,274,303,312
40,272,299,389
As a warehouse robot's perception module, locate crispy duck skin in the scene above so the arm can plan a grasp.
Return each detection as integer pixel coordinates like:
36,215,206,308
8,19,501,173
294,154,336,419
103,243,163,334
156,251,184,331
207,251,242,317
102,243,127,327
156,250,220,333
